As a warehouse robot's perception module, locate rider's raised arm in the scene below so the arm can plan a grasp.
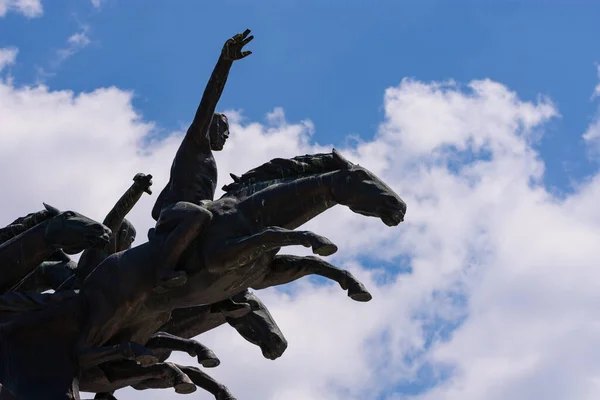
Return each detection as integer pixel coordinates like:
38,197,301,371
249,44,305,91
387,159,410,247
76,174,152,278
102,173,153,237
184,30,253,146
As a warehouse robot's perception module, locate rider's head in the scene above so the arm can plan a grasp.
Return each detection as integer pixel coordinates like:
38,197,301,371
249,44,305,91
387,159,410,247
209,112,230,151
116,218,137,252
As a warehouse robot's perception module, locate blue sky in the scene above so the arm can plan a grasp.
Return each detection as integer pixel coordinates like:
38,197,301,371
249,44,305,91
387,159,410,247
2,1,600,399
3,0,599,191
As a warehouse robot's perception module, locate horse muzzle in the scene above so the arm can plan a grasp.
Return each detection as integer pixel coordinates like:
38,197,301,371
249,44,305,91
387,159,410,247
261,338,288,360
381,211,405,226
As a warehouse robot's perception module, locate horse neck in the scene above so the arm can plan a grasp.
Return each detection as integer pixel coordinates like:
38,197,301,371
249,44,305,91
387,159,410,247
166,306,226,339
0,221,54,264
238,171,340,230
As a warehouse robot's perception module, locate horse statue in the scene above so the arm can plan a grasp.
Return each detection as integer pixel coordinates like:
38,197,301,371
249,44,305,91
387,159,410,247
0,203,111,293
0,150,406,399
82,290,287,400
16,172,153,293
0,226,289,399
0,182,287,399
0,178,367,399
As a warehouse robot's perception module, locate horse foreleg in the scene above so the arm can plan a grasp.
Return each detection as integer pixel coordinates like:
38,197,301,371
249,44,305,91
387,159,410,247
127,362,196,394
146,332,220,368
206,227,338,273
101,362,196,395
79,342,158,369
177,365,237,400
252,255,372,302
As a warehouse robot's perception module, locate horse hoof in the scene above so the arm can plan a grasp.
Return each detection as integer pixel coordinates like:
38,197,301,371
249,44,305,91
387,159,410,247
199,355,221,368
135,354,159,366
175,382,197,394
349,290,372,302
348,283,372,302
313,243,338,256
197,346,221,367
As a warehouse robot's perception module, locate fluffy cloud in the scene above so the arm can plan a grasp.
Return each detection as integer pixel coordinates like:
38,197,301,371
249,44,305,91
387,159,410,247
583,65,600,155
33,29,92,84
592,64,600,101
51,27,92,70
1,47,600,400
0,0,42,18
0,47,17,72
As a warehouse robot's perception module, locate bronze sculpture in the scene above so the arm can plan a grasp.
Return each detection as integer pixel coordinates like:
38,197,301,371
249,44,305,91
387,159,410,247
0,203,111,294
151,29,253,295
0,29,407,400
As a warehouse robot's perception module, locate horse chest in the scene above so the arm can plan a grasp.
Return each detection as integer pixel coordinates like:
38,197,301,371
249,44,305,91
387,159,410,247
106,309,171,346
223,254,273,293
81,246,161,346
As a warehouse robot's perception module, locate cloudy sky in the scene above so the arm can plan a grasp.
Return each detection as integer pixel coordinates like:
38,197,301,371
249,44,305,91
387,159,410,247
2,0,600,399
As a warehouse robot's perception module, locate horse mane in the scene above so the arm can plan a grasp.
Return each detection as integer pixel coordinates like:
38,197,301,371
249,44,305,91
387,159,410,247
0,207,58,245
221,151,343,197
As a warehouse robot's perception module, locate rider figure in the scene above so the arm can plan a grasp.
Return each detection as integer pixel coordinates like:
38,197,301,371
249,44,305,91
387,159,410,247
16,173,153,292
150,30,254,320
71,173,152,287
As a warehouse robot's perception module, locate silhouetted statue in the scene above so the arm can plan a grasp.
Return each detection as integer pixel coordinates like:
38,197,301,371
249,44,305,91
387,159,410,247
0,203,111,294
87,290,285,400
151,29,253,294
17,173,153,293
0,29,408,400
0,148,405,399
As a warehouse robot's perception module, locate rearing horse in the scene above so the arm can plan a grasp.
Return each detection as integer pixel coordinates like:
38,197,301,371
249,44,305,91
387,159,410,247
0,203,112,294
81,290,288,400
0,150,406,400
81,149,405,344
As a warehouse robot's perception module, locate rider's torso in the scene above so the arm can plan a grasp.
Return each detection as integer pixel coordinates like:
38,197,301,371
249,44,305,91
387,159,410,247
169,137,217,199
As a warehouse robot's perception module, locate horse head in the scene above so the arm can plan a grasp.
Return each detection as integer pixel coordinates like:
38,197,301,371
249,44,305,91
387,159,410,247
330,149,407,226
226,291,288,360
42,203,112,254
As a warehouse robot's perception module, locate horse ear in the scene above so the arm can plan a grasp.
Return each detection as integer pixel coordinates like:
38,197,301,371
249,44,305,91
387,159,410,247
332,149,353,169
42,202,60,215
230,173,241,183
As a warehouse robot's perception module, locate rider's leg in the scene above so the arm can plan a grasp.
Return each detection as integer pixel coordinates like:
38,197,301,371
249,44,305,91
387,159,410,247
153,202,212,292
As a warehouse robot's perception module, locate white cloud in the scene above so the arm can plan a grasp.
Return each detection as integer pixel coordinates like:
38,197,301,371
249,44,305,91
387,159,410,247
67,32,91,48
54,28,91,67
0,47,17,73
90,0,102,8
592,64,600,100
583,65,600,155
583,118,600,151
1,48,600,400
0,0,42,18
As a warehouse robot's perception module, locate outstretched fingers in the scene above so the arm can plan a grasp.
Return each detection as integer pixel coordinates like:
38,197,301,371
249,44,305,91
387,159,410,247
241,35,254,46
